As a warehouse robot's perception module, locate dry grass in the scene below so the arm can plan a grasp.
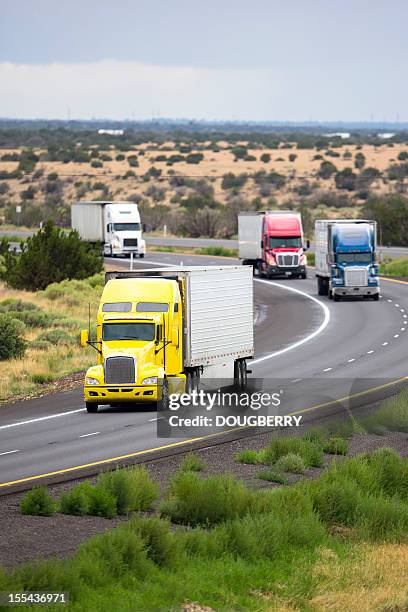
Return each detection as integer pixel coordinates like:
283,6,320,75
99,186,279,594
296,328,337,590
311,543,408,611
0,142,406,212
0,279,101,403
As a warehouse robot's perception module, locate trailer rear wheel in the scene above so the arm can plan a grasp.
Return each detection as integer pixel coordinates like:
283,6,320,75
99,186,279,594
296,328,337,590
317,276,326,296
333,293,340,302
234,359,248,389
186,370,200,394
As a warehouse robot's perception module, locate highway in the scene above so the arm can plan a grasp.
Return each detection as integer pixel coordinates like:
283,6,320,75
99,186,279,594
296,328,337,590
0,251,408,490
1,229,408,259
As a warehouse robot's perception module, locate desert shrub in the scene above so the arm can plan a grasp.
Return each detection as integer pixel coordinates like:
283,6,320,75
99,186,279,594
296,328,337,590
0,315,27,360
357,494,408,540
30,373,54,384
1,221,103,291
275,453,306,474
256,469,288,484
90,159,103,168
160,472,255,526
20,486,56,516
366,390,408,432
323,437,348,455
318,160,337,178
0,298,39,312
235,449,259,464
78,526,150,579
30,339,51,351
97,467,158,514
179,453,207,472
311,477,362,526
11,310,57,328
262,436,323,468
196,246,237,257
36,329,75,345
129,516,177,567
60,482,93,515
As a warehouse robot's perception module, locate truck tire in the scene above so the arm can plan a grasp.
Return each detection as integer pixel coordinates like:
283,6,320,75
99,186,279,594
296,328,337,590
317,277,325,296
373,293,379,301
139,253,145,258
234,359,248,389
186,370,200,394
300,273,307,279
86,402,98,413
158,378,169,412
333,293,340,302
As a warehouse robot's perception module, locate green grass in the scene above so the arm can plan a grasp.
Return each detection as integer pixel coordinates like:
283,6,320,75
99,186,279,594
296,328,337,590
306,250,315,266
7,449,408,610
362,389,408,433
379,256,408,277
261,436,324,468
97,466,159,514
196,246,238,257
256,469,288,484
275,452,306,474
235,449,259,464
323,436,349,455
178,452,207,472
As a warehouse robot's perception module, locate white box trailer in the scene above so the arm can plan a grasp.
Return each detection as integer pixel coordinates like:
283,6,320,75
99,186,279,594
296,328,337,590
71,201,146,257
105,265,254,377
238,212,263,260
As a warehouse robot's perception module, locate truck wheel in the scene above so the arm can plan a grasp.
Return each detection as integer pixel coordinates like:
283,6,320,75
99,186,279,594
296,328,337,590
329,289,333,300
333,293,340,302
139,253,145,258
158,378,169,411
317,277,325,296
86,402,98,413
234,359,248,389
300,273,307,279
186,370,200,394
373,293,379,301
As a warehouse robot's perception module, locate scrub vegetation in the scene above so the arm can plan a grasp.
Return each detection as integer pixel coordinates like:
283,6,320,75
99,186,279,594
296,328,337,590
7,444,408,611
380,256,408,277
0,273,103,402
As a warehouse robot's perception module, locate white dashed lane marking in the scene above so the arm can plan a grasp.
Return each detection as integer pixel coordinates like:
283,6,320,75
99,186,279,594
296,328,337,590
0,450,20,457
323,367,333,372
79,432,100,438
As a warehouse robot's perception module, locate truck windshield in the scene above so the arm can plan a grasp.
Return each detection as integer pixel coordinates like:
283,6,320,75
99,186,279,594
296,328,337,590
102,322,155,341
113,223,141,231
269,237,302,248
337,253,372,264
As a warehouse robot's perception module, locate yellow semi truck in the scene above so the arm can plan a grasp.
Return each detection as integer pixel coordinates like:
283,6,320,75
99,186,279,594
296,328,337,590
81,266,254,413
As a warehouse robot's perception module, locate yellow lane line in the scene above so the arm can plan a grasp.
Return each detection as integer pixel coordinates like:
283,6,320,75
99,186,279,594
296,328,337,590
1,375,407,488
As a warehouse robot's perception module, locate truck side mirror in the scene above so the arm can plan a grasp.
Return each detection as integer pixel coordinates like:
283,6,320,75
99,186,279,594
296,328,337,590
260,240,264,249
171,329,178,346
80,330,89,347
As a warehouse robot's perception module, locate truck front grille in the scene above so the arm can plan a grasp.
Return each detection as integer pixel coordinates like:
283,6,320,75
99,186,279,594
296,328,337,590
105,356,135,384
276,254,299,267
345,267,367,287
123,238,138,247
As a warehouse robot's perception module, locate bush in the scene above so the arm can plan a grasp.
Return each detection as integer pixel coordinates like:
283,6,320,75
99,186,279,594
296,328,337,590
323,437,348,455
235,449,259,464
30,339,51,351
275,453,306,474
36,329,74,345
179,453,207,472
129,516,177,567
0,315,27,360
90,159,103,168
262,436,323,468
87,486,117,518
97,467,158,514
20,486,56,516
0,298,39,313
60,482,93,515
311,477,361,526
256,469,288,484
1,221,103,291
11,310,57,328
160,472,255,526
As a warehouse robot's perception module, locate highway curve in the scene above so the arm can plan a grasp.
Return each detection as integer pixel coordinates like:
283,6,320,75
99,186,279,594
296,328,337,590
0,252,407,490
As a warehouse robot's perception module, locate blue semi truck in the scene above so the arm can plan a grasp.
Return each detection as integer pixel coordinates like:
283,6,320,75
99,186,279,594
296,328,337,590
315,219,379,301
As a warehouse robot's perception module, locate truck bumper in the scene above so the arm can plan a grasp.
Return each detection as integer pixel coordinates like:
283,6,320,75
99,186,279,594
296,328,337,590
268,265,306,277
84,385,158,404
332,286,379,297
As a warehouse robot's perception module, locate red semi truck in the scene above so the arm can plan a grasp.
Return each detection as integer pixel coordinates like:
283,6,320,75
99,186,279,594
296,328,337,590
238,211,309,278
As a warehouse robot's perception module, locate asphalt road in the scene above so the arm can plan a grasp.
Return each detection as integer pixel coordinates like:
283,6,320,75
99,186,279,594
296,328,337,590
0,252,408,489
1,229,408,259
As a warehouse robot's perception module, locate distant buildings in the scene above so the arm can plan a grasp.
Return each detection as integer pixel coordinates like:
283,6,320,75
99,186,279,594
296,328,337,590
377,132,396,139
97,129,124,136
324,132,351,139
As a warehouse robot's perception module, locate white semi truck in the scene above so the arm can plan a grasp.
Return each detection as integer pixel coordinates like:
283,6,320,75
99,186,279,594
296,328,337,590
71,201,146,258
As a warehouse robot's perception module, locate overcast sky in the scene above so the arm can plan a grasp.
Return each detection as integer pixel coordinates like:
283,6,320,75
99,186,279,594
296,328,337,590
1,0,407,121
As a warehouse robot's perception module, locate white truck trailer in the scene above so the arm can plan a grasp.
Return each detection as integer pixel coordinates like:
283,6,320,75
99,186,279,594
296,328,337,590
71,201,146,258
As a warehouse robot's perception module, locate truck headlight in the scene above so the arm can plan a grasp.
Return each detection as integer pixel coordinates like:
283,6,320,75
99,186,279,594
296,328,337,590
142,376,158,385
86,377,99,385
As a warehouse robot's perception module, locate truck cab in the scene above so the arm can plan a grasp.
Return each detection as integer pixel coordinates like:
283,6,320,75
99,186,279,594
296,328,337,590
315,220,379,301
103,202,146,258
239,211,308,279
82,278,184,412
